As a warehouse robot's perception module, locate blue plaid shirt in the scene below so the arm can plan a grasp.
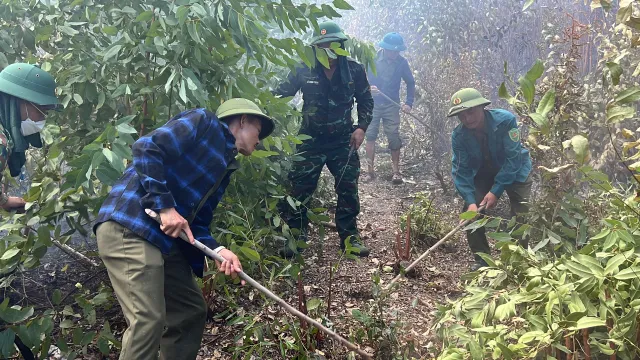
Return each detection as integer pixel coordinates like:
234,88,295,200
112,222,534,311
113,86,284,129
94,108,238,277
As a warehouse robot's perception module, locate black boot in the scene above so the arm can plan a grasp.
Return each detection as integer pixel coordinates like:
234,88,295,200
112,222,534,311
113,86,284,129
14,335,34,360
470,257,489,271
341,236,370,257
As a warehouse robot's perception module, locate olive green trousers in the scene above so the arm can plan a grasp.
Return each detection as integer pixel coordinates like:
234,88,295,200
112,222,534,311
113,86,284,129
96,221,206,360
466,175,532,262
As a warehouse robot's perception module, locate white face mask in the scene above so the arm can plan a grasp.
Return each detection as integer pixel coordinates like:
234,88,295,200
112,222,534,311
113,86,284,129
21,103,47,136
21,119,46,136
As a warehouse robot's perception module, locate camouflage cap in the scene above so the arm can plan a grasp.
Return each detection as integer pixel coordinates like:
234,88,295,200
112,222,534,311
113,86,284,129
309,21,348,46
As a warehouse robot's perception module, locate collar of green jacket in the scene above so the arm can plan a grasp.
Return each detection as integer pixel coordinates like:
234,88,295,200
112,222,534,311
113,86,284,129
451,109,532,205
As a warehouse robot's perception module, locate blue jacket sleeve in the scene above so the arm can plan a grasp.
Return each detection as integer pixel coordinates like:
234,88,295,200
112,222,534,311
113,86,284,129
402,60,416,107
190,201,219,248
451,132,477,205
132,110,212,211
491,117,526,198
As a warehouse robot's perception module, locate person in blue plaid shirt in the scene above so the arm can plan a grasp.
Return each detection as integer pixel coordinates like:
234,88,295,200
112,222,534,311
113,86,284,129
93,98,275,360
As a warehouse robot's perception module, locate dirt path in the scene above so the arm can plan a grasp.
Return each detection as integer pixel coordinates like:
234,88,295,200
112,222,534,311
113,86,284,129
293,153,473,359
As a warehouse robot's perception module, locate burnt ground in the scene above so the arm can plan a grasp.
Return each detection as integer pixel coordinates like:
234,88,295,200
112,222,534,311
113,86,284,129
4,147,513,360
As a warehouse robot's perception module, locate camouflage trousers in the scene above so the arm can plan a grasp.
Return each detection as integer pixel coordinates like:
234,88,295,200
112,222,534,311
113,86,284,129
280,134,360,244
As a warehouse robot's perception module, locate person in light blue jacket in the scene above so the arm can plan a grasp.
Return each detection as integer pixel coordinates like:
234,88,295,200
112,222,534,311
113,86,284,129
448,88,532,271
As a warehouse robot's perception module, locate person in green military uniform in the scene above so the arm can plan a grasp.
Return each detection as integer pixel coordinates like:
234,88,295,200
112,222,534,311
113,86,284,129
0,63,59,211
448,88,532,271
275,21,374,257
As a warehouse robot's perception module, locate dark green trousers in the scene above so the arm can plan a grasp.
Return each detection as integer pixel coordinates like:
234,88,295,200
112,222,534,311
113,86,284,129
96,221,207,360
281,135,360,244
466,175,532,261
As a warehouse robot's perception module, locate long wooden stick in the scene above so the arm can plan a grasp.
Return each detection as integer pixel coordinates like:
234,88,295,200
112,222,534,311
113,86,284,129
384,206,486,291
375,91,434,130
145,209,373,359
375,91,450,146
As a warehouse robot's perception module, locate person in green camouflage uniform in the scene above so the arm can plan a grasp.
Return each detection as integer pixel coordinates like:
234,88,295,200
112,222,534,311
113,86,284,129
275,21,374,257
0,63,59,212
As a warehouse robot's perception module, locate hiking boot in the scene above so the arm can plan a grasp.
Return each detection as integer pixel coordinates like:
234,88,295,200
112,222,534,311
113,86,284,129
341,237,370,257
392,173,403,184
470,259,488,271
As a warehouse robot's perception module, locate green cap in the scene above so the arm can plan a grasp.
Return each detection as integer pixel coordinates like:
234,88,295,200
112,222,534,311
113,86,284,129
447,88,491,117
309,21,348,46
0,63,59,107
216,98,276,140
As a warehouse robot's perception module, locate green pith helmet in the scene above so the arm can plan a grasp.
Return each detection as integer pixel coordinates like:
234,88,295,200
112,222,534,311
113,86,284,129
216,98,276,140
447,88,491,117
309,21,348,46
0,63,59,107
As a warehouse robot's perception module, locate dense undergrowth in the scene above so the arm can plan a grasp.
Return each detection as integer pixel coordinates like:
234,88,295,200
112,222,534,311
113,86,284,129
1,0,640,359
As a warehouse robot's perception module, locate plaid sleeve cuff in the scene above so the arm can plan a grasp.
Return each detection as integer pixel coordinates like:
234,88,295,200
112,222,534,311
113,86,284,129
140,192,176,211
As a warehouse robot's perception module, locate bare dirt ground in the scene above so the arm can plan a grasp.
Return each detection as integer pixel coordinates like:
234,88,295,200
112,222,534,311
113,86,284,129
293,153,471,359
192,150,480,360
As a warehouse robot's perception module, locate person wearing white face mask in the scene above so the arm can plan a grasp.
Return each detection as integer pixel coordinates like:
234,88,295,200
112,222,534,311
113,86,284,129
0,63,59,211
21,104,48,136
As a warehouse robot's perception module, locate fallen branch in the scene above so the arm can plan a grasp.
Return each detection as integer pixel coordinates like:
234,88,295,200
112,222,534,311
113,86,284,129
146,209,373,359
383,206,486,292
52,240,100,268
25,226,100,268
